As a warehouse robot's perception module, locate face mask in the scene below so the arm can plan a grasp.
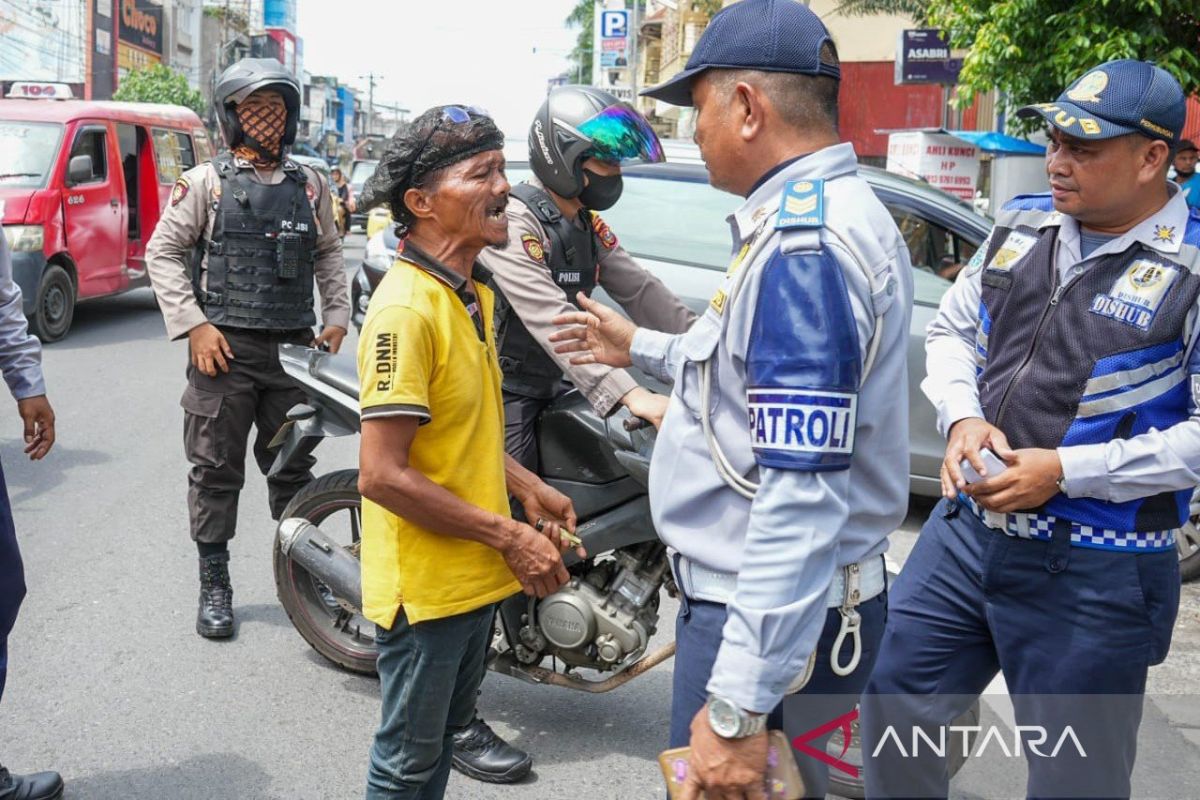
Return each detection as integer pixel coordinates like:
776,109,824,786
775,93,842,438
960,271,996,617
579,168,623,210
236,101,287,164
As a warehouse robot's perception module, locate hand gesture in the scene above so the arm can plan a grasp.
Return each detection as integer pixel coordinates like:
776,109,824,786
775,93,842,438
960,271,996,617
313,325,348,354
941,417,1012,499
17,395,55,460
500,522,570,598
520,480,586,559
622,386,669,430
966,447,1063,513
188,322,234,377
549,292,637,368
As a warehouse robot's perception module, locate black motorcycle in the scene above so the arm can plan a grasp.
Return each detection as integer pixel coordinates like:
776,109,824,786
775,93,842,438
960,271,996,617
267,343,975,797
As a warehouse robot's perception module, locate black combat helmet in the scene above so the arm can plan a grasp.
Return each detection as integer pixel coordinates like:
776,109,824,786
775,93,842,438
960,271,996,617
213,58,302,150
528,86,664,199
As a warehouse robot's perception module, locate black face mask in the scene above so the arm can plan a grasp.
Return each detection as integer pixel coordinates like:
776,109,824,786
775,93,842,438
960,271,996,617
579,168,623,210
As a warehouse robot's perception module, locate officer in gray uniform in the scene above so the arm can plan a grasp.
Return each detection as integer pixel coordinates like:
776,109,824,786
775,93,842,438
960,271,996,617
481,86,695,470
862,60,1193,798
551,2,913,796
146,59,350,640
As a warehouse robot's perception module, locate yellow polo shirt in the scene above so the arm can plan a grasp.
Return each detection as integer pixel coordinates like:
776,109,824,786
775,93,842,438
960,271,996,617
357,245,520,627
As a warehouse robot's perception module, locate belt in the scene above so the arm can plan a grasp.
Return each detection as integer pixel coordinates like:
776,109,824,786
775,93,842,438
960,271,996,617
674,553,887,683
674,553,887,608
963,495,1176,553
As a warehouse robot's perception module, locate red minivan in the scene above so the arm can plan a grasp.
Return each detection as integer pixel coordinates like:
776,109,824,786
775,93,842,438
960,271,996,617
0,100,213,341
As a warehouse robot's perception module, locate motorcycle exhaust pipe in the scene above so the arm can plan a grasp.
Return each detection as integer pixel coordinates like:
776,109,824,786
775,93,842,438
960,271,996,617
278,518,363,612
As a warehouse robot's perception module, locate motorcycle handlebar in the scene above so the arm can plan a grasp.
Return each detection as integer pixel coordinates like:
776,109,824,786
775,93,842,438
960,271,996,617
623,416,651,432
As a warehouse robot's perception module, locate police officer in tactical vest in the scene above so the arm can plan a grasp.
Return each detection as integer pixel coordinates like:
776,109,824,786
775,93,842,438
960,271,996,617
441,87,694,785
481,87,694,472
146,59,350,640
862,60,1194,797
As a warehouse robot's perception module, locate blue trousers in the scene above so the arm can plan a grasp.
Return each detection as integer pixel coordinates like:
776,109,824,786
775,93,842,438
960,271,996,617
861,498,1179,799
365,603,496,800
0,460,24,705
670,590,887,799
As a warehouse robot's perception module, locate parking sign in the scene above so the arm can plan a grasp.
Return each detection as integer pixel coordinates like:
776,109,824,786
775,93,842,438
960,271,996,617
601,9,628,39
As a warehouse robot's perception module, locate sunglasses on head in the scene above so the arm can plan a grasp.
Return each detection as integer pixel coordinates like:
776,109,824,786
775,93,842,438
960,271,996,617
410,105,492,185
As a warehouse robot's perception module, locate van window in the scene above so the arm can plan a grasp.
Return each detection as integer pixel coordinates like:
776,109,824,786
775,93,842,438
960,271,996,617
152,129,197,183
0,121,63,188
69,128,108,184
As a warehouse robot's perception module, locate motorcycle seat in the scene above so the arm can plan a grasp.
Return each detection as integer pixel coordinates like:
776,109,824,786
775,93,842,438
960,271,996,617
311,352,362,398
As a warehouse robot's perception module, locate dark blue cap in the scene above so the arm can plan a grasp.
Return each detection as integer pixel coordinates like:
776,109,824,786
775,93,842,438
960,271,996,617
1016,60,1186,145
640,0,839,107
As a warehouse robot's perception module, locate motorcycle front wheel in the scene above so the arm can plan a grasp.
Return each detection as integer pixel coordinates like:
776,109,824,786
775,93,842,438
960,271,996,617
274,468,379,676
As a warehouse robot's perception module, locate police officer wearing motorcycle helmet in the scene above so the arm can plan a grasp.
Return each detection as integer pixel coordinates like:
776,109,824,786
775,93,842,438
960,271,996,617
479,87,694,474
551,1,913,796
146,58,350,641
446,88,695,784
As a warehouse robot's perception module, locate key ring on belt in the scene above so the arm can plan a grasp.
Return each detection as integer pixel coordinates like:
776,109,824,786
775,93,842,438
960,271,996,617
831,561,863,677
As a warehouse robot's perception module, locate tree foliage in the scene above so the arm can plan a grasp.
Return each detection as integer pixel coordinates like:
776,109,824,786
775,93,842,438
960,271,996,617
929,0,1200,132
114,64,206,117
838,0,1200,134
566,0,594,84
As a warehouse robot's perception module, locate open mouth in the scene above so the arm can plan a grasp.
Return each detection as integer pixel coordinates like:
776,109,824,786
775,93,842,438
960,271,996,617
486,197,508,222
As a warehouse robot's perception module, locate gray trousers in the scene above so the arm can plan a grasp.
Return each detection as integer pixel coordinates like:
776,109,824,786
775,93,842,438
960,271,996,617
182,327,315,544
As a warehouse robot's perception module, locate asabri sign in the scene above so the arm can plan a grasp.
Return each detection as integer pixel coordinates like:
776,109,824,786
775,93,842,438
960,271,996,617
895,29,962,85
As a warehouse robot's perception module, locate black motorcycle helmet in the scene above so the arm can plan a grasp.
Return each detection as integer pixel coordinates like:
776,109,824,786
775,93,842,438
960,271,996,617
214,58,302,150
528,86,664,199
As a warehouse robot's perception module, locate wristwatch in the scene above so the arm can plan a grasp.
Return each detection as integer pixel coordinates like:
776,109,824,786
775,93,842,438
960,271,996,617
1056,472,1068,495
707,695,767,739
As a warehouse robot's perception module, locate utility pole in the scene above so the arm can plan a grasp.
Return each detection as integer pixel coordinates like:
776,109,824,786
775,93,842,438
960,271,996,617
629,0,639,99
360,72,379,136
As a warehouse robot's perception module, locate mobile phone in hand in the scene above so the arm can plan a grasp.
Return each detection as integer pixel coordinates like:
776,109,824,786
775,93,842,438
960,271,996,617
658,730,804,800
960,447,1008,484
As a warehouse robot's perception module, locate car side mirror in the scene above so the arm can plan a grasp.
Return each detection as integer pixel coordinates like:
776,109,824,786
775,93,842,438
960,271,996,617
67,154,93,185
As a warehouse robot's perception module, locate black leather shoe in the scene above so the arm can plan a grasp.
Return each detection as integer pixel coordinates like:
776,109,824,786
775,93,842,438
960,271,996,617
451,716,532,784
197,552,234,639
0,765,64,800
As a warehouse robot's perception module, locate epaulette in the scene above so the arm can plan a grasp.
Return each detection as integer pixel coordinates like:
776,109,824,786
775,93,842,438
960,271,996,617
1001,192,1054,213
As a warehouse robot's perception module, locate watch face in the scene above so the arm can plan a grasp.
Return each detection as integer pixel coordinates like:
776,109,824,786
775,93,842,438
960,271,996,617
709,698,742,738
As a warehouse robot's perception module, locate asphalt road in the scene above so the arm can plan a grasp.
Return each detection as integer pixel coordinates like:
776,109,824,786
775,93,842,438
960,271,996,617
2,233,1198,799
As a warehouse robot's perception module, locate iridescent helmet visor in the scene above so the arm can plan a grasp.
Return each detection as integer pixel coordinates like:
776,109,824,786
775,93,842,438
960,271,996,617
577,103,665,165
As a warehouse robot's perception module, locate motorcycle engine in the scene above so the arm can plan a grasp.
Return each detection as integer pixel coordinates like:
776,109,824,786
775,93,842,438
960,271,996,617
519,543,667,671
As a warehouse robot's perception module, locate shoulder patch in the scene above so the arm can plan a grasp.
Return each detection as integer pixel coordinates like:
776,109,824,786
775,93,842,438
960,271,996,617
776,179,824,230
521,234,546,264
170,177,190,207
591,213,618,250
1001,192,1054,213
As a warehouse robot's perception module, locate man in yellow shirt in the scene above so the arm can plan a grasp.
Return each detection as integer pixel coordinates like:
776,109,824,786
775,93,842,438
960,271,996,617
355,106,582,800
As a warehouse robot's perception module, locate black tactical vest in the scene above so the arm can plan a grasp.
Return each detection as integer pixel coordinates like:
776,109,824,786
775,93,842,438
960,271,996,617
194,152,318,331
495,182,601,398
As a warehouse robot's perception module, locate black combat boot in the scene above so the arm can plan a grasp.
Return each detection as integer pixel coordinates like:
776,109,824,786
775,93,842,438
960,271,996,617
0,764,64,800
451,715,532,784
196,552,234,638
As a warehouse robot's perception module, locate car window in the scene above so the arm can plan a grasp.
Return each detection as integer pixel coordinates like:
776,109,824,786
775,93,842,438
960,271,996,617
152,128,195,183
69,128,108,183
594,175,732,270
889,207,978,306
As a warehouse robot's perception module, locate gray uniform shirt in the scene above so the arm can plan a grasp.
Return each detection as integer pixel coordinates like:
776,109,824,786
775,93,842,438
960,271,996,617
0,235,44,399
630,144,913,712
478,179,696,414
145,155,351,340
